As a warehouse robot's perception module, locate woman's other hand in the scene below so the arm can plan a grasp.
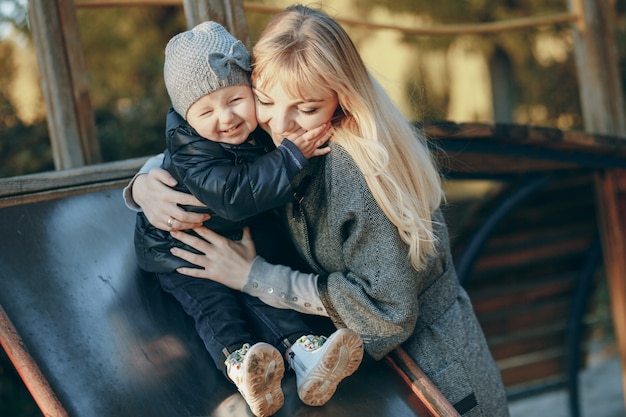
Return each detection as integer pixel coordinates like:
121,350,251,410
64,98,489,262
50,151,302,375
171,226,256,289
133,167,209,231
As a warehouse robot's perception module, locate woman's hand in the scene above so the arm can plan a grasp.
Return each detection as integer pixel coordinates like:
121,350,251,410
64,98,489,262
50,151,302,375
171,226,257,290
133,167,210,231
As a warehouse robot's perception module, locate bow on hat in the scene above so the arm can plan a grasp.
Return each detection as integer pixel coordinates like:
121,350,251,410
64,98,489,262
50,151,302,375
207,41,250,80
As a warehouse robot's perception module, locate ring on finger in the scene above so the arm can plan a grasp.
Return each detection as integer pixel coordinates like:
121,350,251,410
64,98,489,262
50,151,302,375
167,216,175,228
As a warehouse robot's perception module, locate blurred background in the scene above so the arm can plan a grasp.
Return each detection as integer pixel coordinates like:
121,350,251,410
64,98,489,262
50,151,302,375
2,0,624,179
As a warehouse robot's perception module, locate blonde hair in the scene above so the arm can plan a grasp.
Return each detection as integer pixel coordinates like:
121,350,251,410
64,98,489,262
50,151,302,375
252,4,444,270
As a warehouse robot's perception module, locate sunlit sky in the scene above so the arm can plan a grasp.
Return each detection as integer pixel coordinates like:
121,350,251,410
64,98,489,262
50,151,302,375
0,0,27,39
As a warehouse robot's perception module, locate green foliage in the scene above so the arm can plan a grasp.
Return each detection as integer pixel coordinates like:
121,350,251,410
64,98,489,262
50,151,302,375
0,4,188,177
0,21,52,177
0,1,625,177
76,6,187,162
351,0,585,127
0,118,52,177
353,0,567,21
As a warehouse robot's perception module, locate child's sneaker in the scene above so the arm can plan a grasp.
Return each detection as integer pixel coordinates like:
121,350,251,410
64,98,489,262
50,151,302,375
225,342,285,417
286,328,364,406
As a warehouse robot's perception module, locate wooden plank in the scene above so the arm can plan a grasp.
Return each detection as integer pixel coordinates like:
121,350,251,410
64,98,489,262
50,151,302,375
471,236,591,273
436,152,580,175
0,157,147,207
570,0,626,135
473,279,575,314
0,306,69,417
473,281,576,331
182,0,249,43
449,171,599,389
476,224,595,250
386,348,461,417
73,2,576,37
76,0,181,5
28,0,100,169
489,331,570,361
426,122,626,157
595,170,626,401
569,0,626,404
428,123,626,175
500,355,571,387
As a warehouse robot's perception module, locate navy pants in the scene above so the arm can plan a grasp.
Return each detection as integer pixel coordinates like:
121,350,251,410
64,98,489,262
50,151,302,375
157,271,311,376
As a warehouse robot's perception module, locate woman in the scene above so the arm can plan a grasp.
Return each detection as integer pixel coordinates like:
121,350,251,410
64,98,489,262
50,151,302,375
127,4,510,416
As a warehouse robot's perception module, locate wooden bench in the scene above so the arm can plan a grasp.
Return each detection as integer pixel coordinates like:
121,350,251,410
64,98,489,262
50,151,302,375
425,121,626,414
0,163,457,417
448,174,601,396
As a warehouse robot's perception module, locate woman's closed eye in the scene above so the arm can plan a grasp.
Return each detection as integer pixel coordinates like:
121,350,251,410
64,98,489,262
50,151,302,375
299,107,319,115
255,96,271,106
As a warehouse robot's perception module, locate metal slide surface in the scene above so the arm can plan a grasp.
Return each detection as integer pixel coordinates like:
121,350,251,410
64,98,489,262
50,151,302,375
0,188,427,417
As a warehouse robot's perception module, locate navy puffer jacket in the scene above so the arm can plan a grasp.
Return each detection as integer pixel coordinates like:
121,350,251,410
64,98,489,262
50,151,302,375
134,109,295,273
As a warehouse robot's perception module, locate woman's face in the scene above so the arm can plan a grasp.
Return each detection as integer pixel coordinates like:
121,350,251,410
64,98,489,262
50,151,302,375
253,82,339,147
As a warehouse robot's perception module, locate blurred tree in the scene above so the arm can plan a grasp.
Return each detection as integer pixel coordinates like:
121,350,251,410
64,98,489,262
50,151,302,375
0,0,52,177
0,1,624,177
0,4,187,177
352,0,585,128
76,6,187,162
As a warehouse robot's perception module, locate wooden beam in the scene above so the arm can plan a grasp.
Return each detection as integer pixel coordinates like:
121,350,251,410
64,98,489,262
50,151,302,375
75,0,181,5
569,0,626,406
0,157,147,208
28,0,100,169
0,305,69,417
569,0,626,135
595,169,626,371
386,348,461,417
74,1,578,38
182,0,249,44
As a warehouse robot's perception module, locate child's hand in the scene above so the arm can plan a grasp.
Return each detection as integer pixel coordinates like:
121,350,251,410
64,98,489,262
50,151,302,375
286,122,333,158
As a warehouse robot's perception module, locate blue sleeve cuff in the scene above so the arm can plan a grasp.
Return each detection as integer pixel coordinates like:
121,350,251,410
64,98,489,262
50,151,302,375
278,139,308,179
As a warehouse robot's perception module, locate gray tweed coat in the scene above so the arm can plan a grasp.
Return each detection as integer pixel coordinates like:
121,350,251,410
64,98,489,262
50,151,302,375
246,143,510,416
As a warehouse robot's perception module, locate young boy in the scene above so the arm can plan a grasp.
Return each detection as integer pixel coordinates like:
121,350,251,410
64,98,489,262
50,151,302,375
133,21,363,417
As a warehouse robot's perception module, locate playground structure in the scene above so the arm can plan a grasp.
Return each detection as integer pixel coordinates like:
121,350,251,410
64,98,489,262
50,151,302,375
2,1,626,416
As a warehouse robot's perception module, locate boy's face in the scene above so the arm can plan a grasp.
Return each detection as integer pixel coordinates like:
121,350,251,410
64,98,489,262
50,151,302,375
186,85,257,145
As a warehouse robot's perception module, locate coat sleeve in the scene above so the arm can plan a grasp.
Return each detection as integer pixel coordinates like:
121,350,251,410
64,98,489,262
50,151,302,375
243,256,329,316
166,113,295,222
316,147,449,360
321,169,423,358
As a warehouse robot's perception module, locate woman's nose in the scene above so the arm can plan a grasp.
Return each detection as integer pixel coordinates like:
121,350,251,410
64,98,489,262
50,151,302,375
270,111,293,135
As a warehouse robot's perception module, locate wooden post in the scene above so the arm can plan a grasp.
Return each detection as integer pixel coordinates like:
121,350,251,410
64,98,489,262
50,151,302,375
489,48,514,123
569,0,626,404
0,306,69,417
28,0,100,169
182,0,249,45
569,0,626,134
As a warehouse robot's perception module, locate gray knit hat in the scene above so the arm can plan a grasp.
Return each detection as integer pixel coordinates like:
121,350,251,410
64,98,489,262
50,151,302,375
164,21,251,119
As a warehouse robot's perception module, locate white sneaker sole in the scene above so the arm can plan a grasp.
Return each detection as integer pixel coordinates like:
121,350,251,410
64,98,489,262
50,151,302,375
296,328,364,406
240,343,285,417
